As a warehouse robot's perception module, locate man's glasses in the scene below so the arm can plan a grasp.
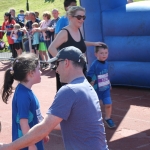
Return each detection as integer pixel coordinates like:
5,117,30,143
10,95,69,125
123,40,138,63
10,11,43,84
55,60,65,68
73,15,86,20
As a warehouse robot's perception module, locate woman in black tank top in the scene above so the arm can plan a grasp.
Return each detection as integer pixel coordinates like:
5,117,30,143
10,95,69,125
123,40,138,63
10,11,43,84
48,6,105,91
59,28,86,53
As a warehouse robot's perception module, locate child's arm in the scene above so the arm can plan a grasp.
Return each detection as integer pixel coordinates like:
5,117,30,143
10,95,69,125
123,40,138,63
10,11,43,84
10,30,14,39
20,119,37,150
86,62,96,86
16,31,19,39
21,27,27,33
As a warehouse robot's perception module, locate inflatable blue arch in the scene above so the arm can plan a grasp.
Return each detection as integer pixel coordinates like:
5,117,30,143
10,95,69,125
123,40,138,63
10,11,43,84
80,0,150,88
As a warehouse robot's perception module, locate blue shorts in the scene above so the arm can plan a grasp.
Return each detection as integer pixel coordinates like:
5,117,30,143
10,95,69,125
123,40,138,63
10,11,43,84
97,88,112,105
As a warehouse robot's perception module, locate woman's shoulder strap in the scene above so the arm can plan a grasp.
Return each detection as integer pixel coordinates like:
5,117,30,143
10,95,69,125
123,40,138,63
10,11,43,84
61,28,71,37
61,28,69,32
78,28,83,36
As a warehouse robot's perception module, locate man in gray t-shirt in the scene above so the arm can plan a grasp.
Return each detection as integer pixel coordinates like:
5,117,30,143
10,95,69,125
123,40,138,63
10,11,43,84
0,46,108,150
48,76,108,150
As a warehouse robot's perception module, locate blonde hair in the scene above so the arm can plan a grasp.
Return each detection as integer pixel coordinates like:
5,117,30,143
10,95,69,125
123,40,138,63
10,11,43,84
25,11,30,16
32,22,39,28
67,6,85,17
43,11,51,20
14,23,21,30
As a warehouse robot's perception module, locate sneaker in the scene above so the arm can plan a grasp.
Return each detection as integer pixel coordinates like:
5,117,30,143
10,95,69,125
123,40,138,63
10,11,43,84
105,119,116,128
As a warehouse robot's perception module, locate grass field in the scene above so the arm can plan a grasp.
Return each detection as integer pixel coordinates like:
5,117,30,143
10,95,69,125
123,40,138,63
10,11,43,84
0,0,80,45
0,0,145,46
0,0,145,24
0,0,81,24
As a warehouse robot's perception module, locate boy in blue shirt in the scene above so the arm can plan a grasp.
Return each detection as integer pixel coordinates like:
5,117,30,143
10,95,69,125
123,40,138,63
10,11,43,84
87,44,116,128
55,0,77,35
17,10,25,23
32,22,40,57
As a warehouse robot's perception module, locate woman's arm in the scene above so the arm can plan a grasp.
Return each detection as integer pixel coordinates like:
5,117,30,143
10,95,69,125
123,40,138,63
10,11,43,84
16,31,19,39
84,41,105,47
32,28,41,33
48,30,67,57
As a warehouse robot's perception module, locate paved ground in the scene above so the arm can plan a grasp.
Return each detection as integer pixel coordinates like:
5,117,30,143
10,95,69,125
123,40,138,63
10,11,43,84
0,61,150,150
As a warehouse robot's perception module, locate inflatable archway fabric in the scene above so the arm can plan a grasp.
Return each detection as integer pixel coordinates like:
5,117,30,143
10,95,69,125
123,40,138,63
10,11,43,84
80,0,150,88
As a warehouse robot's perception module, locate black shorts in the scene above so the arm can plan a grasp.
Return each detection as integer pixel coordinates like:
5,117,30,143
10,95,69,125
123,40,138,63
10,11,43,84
32,44,39,51
14,42,23,50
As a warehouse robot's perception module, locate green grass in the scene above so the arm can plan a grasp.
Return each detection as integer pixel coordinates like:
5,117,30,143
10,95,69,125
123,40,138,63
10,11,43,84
0,0,80,45
0,48,9,53
0,0,145,24
0,0,81,24
0,0,145,45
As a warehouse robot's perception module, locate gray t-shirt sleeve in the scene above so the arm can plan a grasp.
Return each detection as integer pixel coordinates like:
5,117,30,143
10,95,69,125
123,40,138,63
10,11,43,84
47,85,76,120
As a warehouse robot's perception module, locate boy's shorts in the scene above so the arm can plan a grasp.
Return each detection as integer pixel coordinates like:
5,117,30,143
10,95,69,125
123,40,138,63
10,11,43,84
97,88,112,105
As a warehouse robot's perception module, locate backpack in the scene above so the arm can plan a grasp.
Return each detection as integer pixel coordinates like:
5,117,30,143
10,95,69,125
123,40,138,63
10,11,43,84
0,26,5,39
0,40,6,50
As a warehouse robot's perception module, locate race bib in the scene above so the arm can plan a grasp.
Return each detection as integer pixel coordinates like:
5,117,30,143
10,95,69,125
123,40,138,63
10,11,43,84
36,108,44,123
98,73,110,88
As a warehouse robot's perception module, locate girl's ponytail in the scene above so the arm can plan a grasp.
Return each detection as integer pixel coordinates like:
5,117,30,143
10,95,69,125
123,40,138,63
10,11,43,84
2,68,14,103
2,53,39,103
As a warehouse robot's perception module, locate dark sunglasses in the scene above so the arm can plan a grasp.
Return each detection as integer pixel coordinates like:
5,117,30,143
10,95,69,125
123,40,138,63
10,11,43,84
55,59,65,68
73,15,86,20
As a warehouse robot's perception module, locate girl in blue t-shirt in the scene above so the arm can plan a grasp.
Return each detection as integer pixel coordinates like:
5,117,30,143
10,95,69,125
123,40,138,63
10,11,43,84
1,53,49,150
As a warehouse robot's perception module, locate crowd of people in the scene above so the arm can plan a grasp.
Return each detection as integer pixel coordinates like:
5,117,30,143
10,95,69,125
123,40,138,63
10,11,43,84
1,7,60,69
0,0,119,149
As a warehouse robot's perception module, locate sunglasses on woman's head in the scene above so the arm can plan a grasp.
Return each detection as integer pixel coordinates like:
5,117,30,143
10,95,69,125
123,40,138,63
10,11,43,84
73,15,86,20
